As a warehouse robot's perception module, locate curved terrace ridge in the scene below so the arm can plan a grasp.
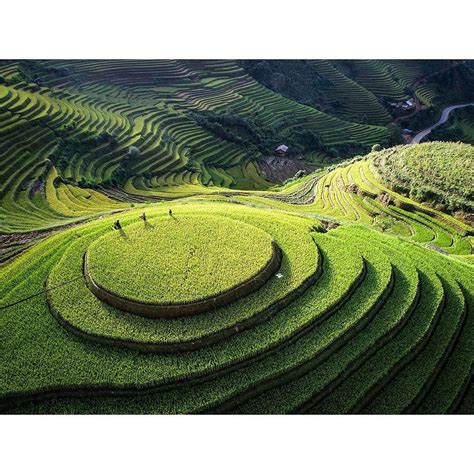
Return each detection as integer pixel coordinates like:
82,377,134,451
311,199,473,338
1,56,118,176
83,240,282,319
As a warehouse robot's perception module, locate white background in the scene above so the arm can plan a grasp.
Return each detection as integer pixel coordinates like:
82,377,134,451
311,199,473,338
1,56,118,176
1,1,472,472
2,0,473,58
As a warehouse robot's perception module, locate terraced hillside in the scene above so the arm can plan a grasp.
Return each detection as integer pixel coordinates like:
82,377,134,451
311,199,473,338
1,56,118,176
2,59,473,233
372,142,473,213
0,61,473,414
1,140,473,414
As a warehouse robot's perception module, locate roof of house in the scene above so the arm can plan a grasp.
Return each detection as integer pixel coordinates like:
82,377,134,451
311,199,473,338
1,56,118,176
275,144,289,153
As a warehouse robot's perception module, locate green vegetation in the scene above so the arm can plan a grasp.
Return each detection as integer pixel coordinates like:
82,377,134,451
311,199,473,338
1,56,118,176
2,59,468,232
46,204,318,350
372,142,474,213
87,214,274,304
0,60,472,414
190,111,348,158
422,106,474,144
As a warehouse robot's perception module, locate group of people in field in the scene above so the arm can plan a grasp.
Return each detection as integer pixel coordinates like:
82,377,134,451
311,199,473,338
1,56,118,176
112,209,173,231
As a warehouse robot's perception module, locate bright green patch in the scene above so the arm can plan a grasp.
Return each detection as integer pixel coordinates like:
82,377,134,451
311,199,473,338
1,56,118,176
87,215,274,304
47,203,319,345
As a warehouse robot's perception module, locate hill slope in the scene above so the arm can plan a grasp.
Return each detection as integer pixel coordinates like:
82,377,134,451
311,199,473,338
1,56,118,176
0,61,473,414
0,142,473,414
372,142,474,213
2,59,474,233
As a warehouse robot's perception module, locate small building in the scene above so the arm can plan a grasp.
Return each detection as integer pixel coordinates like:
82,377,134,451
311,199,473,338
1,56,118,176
403,128,414,134
275,144,289,156
391,99,415,111
401,99,415,110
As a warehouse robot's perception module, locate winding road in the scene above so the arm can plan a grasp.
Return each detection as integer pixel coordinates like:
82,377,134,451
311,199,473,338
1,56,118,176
411,103,474,144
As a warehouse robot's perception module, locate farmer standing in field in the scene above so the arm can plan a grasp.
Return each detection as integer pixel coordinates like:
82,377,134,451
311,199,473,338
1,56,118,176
140,212,147,222
169,209,173,217
113,219,122,230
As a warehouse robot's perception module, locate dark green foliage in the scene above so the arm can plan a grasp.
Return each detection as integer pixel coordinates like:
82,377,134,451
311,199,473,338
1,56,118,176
240,60,328,110
401,106,440,132
386,123,405,146
48,131,119,185
128,146,140,158
191,111,371,158
409,186,437,203
190,111,262,154
423,107,474,145
13,60,72,84
434,64,474,104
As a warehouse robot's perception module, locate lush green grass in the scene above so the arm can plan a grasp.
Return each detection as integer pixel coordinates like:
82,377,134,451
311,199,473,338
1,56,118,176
47,204,319,348
87,214,274,304
1,227,367,413
1,200,472,413
372,142,474,213
0,60,473,414
3,221,472,415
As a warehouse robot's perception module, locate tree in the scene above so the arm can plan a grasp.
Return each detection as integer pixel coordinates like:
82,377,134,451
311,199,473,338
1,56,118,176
372,144,382,152
128,146,140,159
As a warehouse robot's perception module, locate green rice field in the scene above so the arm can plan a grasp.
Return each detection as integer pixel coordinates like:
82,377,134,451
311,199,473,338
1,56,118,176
0,60,472,414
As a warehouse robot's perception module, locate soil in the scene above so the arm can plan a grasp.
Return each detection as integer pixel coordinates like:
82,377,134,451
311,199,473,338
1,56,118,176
257,156,320,184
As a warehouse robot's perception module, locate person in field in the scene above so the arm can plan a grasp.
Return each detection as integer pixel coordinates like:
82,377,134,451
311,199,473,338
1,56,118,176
113,219,122,230
169,209,173,217
140,212,147,222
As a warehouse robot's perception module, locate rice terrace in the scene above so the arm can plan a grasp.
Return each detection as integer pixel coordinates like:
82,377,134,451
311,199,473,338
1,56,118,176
1,59,473,414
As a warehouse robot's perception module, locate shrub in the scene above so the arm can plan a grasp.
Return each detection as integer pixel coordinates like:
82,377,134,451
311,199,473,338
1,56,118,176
128,146,140,158
372,144,382,152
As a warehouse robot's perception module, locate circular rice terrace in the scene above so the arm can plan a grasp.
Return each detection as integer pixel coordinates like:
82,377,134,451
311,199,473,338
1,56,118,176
46,204,318,353
1,192,473,414
84,216,280,318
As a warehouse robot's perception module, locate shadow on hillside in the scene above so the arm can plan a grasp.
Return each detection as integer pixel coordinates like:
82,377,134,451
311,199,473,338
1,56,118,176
144,221,155,230
118,228,129,239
